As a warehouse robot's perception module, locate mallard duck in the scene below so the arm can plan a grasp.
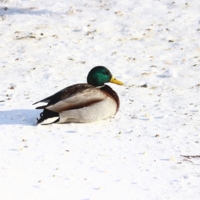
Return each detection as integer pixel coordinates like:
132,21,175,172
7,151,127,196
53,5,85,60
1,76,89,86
33,66,123,125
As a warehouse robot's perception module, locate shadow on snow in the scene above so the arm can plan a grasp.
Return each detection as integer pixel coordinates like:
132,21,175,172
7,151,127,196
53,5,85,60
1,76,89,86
0,7,55,15
0,109,40,126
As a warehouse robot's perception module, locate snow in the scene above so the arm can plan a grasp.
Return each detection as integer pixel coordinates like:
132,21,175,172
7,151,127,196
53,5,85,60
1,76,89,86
0,0,200,199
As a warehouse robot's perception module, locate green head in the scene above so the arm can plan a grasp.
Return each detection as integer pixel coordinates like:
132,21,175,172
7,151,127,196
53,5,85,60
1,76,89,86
87,66,123,87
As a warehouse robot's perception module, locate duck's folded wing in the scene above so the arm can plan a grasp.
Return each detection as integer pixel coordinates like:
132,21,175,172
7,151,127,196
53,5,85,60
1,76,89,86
46,87,107,112
33,83,93,106
34,84,107,112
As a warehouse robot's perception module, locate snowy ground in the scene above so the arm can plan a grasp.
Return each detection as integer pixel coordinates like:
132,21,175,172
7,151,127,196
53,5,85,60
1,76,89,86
0,0,200,199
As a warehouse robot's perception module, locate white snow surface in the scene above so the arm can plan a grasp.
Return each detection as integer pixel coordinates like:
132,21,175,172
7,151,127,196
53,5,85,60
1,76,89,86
0,0,200,199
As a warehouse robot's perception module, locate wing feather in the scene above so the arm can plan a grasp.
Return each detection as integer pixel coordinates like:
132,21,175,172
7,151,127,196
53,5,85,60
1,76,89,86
47,87,107,112
34,84,107,112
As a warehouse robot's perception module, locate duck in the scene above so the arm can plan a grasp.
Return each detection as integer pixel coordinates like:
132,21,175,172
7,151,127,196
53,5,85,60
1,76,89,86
33,66,123,125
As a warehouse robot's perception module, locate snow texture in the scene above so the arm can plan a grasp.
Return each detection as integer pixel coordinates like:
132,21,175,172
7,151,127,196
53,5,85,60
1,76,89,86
0,0,200,199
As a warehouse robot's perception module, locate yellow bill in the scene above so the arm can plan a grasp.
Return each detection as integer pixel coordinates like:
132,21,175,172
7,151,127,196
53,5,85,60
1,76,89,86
110,76,124,85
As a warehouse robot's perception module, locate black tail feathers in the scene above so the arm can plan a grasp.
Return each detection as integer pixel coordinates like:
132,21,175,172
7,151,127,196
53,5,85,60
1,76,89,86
37,109,59,124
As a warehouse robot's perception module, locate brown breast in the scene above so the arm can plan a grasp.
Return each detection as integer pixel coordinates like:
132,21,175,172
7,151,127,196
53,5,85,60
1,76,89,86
100,85,120,113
